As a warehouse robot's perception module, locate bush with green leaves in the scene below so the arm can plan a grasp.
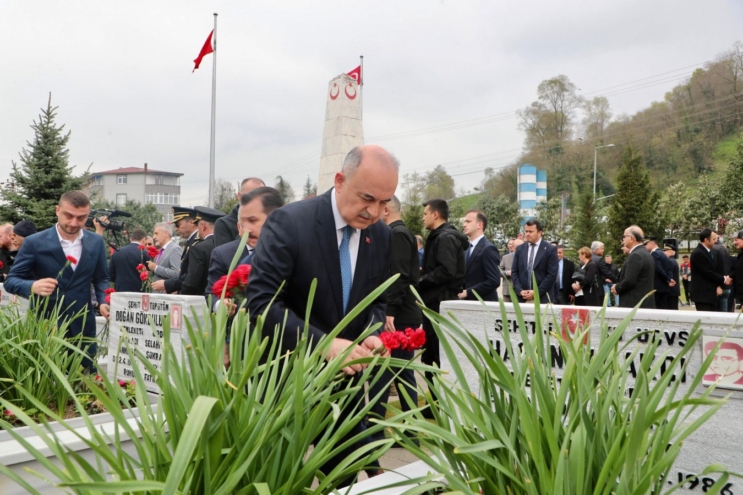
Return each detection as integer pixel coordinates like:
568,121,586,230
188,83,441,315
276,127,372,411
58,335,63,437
381,295,739,494
0,276,430,494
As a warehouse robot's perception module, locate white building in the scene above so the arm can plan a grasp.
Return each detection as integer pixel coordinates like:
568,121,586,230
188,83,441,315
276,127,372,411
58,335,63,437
85,165,183,221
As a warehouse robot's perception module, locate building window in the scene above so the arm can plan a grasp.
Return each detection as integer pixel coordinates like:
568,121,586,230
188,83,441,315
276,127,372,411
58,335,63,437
146,193,180,205
93,175,103,186
116,193,127,206
117,174,127,184
155,175,164,185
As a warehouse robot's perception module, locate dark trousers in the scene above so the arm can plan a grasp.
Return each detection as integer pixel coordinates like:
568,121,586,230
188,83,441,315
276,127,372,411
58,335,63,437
682,279,691,304
654,292,669,310
695,302,717,312
421,313,440,399
556,289,570,305
667,296,679,310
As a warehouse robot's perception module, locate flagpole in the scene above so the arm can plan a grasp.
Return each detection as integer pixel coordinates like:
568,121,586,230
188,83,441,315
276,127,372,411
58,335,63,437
208,13,218,208
359,55,364,128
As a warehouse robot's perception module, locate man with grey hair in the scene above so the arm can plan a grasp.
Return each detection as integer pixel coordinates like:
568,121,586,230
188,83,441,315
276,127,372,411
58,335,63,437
148,222,182,293
500,238,522,302
591,240,617,305
612,225,655,309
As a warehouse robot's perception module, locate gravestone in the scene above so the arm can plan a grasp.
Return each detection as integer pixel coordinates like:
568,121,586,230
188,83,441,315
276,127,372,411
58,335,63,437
439,301,743,494
108,292,206,394
0,283,28,310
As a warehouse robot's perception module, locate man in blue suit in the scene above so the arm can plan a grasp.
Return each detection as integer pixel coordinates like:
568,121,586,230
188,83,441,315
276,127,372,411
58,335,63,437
5,191,110,369
109,229,150,292
511,219,558,303
644,236,676,309
458,209,501,301
247,144,397,482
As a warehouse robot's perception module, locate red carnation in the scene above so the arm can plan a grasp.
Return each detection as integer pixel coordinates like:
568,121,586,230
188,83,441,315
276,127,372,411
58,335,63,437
379,331,402,351
104,288,116,295
212,276,227,297
118,379,127,387
227,264,251,289
403,327,426,351
138,244,146,250
0,261,4,269
105,295,112,304
147,246,160,259
139,271,149,281
66,255,78,265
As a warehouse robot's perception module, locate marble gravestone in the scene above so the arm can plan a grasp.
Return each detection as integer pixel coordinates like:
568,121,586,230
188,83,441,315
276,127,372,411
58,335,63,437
439,301,743,495
0,283,28,310
108,293,206,394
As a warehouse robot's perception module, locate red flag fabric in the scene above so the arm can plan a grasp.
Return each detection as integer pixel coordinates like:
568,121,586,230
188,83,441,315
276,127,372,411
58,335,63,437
193,30,214,72
347,65,362,85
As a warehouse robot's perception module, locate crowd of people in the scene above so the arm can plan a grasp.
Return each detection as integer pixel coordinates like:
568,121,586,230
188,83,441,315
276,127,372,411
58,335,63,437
2,144,743,484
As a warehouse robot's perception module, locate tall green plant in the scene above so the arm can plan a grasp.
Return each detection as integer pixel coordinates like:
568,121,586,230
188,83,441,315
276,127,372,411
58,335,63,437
381,293,736,494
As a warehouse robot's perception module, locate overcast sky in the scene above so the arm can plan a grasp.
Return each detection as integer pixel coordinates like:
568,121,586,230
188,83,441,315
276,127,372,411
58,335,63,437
2,0,741,206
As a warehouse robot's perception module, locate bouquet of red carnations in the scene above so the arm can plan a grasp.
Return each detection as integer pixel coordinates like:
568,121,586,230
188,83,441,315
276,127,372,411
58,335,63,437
379,327,426,352
212,264,251,300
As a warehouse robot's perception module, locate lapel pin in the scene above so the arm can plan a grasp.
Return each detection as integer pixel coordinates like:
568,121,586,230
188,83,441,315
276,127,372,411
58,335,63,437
366,237,371,244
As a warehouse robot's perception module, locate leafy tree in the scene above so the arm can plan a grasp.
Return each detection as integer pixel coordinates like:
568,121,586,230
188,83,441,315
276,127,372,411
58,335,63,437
274,176,295,204
680,174,726,232
534,196,565,243
658,182,688,238
213,178,238,214
720,134,743,216
582,96,612,141
569,190,600,250
0,94,87,228
423,165,455,201
606,146,664,262
473,194,521,242
90,198,163,244
402,203,424,238
302,176,317,199
518,75,583,152
401,172,426,237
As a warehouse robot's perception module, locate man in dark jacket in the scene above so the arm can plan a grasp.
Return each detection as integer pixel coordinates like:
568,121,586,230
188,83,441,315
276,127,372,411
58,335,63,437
663,244,681,310
612,225,655,309
552,245,575,305
458,209,500,301
511,219,558,303
712,236,735,312
690,228,732,312
732,230,743,311
213,177,265,247
590,241,617,304
109,229,151,292
644,236,675,309
180,207,225,296
419,198,467,398
369,195,422,430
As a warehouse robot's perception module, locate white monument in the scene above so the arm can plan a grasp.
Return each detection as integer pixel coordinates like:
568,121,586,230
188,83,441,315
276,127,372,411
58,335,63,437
317,73,364,193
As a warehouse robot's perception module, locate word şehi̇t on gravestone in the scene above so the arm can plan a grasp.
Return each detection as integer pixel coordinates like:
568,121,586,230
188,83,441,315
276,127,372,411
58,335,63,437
439,301,743,495
108,293,205,394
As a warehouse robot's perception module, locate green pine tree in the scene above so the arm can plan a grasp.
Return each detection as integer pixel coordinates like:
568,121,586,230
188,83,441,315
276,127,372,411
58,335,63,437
569,189,599,251
606,146,663,262
0,94,87,228
401,203,424,238
720,133,743,217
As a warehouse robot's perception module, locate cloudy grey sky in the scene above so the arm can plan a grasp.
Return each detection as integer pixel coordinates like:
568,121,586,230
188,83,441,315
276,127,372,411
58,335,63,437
2,0,741,206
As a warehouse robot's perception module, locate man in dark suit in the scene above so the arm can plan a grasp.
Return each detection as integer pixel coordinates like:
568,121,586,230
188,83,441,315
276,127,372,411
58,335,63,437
180,206,224,296
552,244,575,305
591,241,617,303
690,228,732,312
511,219,558,303
108,229,150,292
612,225,655,309
644,236,675,309
732,230,743,311
5,191,110,369
458,209,500,301
213,177,266,247
663,244,681,310
247,144,398,482
152,207,200,294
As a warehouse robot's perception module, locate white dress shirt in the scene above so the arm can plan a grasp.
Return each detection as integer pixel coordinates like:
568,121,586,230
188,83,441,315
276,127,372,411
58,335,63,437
331,189,360,280
468,234,484,258
56,224,84,271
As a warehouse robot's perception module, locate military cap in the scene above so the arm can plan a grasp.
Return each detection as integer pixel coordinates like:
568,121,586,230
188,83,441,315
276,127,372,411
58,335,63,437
193,206,226,224
663,244,675,251
172,206,200,223
643,236,657,245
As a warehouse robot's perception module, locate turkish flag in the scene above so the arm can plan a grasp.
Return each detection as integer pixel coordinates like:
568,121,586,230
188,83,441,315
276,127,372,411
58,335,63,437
561,308,590,344
347,65,362,85
193,30,214,72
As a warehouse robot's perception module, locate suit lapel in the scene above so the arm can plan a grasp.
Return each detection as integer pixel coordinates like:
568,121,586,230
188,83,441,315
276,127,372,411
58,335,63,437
69,232,94,284
348,229,370,308
48,227,68,269
316,194,344,320
532,241,547,269
466,239,485,274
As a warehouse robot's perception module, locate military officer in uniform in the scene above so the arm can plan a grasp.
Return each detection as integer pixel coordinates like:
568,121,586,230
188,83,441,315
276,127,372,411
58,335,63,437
154,206,201,294
180,206,225,296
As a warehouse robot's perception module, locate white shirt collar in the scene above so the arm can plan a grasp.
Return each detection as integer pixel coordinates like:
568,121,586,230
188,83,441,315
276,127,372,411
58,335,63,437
55,224,84,244
160,240,173,250
469,234,485,248
630,244,643,253
331,188,359,235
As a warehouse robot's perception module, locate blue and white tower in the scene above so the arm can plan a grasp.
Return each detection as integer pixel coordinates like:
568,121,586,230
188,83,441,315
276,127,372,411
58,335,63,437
517,163,547,222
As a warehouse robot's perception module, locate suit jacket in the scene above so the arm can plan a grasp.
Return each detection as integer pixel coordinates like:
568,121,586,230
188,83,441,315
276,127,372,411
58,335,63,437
5,227,109,339
181,235,216,296
385,220,421,327
109,242,150,292
669,259,681,298
214,204,239,247
511,240,558,303
205,238,250,298
152,240,183,283
576,260,601,307
690,243,725,305
552,257,576,303
464,238,501,301
164,231,200,294
615,245,655,309
650,249,674,294
246,189,391,353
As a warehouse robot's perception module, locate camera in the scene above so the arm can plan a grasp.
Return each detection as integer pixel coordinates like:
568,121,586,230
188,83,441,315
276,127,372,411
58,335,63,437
86,209,132,232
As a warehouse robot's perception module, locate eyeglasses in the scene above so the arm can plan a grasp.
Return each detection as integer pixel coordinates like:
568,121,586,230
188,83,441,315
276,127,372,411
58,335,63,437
712,355,738,363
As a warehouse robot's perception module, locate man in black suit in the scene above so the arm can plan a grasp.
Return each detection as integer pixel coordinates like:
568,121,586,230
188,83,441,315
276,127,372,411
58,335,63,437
612,225,655,309
108,229,150,292
690,228,732,312
213,177,266,247
552,244,575,305
152,207,201,294
247,145,398,481
663,244,681,310
591,241,617,303
458,209,500,301
644,236,675,309
732,230,743,311
511,219,558,303
180,206,224,296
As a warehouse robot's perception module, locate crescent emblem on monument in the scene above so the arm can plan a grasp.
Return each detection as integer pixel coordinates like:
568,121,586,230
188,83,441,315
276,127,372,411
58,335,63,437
344,84,357,100
329,83,339,100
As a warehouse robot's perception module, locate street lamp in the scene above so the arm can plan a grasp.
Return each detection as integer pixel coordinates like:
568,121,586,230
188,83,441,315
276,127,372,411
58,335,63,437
593,143,615,201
